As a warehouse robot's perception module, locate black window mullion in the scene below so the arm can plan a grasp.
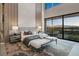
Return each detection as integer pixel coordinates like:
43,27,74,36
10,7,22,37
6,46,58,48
62,16,64,39
52,18,53,36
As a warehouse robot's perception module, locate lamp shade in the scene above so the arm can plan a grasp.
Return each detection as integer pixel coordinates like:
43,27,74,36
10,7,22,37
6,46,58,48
37,26,42,32
12,26,18,30
38,26,41,29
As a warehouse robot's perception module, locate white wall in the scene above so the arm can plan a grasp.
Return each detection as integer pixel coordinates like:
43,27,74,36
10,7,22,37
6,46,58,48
45,3,79,18
18,3,36,27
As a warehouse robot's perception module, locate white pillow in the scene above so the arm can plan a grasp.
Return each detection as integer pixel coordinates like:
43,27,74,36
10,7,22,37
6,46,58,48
39,33,48,38
32,31,38,35
46,36,58,40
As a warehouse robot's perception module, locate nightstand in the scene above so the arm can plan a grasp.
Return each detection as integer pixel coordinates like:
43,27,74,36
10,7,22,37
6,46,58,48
9,34,21,43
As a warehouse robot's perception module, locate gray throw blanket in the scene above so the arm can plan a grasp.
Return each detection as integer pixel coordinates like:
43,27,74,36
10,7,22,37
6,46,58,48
23,35,40,47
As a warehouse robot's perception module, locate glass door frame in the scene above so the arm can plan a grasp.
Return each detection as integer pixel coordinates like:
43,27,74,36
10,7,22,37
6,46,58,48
44,12,79,42
45,16,63,38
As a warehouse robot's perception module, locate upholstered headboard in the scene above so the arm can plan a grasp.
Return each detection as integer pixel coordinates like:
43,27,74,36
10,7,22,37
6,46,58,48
19,27,37,32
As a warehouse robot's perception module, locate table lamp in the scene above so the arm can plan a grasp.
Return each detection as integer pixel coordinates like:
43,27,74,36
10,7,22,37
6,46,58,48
37,26,42,32
12,26,18,34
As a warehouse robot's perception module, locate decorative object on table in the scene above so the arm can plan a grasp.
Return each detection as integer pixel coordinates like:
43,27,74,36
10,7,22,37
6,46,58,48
23,31,32,35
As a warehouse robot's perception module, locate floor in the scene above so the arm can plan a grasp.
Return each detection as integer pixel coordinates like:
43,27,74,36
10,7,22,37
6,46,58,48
0,39,79,56
45,39,79,56
5,42,50,56
44,39,76,56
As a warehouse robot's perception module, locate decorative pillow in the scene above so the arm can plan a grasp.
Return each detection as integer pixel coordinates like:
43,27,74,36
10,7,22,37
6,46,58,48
28,31,32,35
23,31,32,35
23,31,28,35
27,35,40,40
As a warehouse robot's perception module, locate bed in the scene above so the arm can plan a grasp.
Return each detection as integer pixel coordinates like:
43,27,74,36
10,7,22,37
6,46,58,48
21,31,58,49
28,38,53,49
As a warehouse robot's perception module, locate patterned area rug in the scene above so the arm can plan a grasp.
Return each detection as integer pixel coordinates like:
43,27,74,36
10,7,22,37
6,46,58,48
5,42,50,56
4,39,75,56
12,52,28,56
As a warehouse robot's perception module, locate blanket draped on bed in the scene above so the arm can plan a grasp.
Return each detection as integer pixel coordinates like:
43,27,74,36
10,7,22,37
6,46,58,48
23,35,40,47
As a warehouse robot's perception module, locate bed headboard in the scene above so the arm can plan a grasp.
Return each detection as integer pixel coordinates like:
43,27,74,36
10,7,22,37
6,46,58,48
19,27,37,41
19,27,37,32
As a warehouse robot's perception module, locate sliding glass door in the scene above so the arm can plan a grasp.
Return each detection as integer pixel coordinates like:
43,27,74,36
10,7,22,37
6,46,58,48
45,18,53,36
45,13,79,42
45,16,62,38
53,17,62,38
64,13,79,41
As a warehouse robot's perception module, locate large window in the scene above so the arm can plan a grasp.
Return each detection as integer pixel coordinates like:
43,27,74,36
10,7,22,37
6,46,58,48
45,19,53,36
64,13,79,41
53,17,62,38
45,3,53,9
45,13,79,42
45,17,62,38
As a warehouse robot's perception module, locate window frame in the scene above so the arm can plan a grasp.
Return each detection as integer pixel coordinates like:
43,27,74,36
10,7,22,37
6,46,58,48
44,12,79,42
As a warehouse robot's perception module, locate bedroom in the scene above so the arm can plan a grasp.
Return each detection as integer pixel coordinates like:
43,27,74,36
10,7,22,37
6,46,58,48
0,3,79,56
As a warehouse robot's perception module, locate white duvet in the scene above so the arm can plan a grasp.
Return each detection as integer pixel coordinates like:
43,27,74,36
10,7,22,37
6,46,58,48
46,37,58,40
28,39,51,49
21,31,58,49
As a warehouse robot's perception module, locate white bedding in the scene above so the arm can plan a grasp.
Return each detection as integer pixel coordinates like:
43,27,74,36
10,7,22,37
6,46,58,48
21,31,58,49
46,37,58,40
28,39,51,49
21,35,35,41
